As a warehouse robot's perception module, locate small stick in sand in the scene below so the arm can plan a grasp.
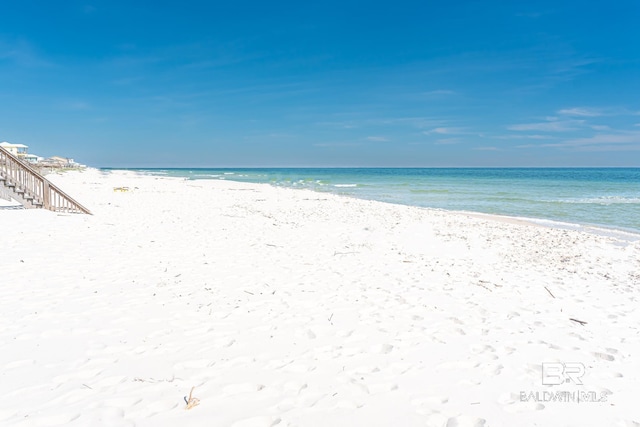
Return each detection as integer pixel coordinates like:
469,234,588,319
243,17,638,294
544,286,556,298
569,318,587,326
184,386,200,410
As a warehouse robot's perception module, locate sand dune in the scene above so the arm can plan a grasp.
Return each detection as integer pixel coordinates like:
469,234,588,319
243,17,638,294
1,169,638,426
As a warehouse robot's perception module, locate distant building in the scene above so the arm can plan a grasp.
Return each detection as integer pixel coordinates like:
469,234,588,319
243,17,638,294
39,157,67,167
0,142,29,158
39,156,84,168
1,142,84,169
23,154,43,164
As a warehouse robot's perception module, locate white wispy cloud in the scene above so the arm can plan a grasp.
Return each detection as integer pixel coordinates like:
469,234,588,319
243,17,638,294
558,132,640,147
557,107,603,117
365,136,389,142
425,127,466,135
558,106,640,117
516,131,640,151
507,119,584,132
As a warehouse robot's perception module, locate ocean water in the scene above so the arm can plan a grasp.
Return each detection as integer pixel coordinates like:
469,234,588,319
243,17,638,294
123,168,640,235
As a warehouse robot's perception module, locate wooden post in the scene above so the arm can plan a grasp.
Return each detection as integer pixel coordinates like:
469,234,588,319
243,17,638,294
43,180,50,210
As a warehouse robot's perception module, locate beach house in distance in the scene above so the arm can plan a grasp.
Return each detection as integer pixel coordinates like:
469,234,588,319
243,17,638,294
0,142,86,169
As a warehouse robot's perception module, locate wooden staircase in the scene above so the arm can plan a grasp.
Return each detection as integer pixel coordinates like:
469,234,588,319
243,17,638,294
0,145,91,214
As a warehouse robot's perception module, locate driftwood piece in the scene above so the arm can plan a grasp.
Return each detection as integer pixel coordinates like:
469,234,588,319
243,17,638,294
185,386,200,410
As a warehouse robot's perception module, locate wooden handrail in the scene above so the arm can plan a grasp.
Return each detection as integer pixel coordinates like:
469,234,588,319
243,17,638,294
0,146,91,214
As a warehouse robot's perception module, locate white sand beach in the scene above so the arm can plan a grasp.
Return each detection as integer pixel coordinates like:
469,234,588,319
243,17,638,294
1,169,639,427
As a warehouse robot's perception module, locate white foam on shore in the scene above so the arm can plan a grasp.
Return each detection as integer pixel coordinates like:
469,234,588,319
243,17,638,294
457,210,640,244
1,168,639,427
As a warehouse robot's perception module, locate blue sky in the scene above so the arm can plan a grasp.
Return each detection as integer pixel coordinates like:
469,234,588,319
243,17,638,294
1,1,639,167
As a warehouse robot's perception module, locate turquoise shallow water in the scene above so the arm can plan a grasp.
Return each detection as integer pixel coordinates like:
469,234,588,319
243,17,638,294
116,168,640,234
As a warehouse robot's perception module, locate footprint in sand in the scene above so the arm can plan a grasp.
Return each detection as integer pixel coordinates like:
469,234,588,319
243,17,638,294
592,351,616,361
536,339,563,350
444,415,487,427
480,363,503,376
367,382,399,394
470,345,495,355
370,343,394,354
412,396,449,414
449,317,465,325
282,381,308,395
336,329,354,338
568,331,586,341
273,398,297,412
